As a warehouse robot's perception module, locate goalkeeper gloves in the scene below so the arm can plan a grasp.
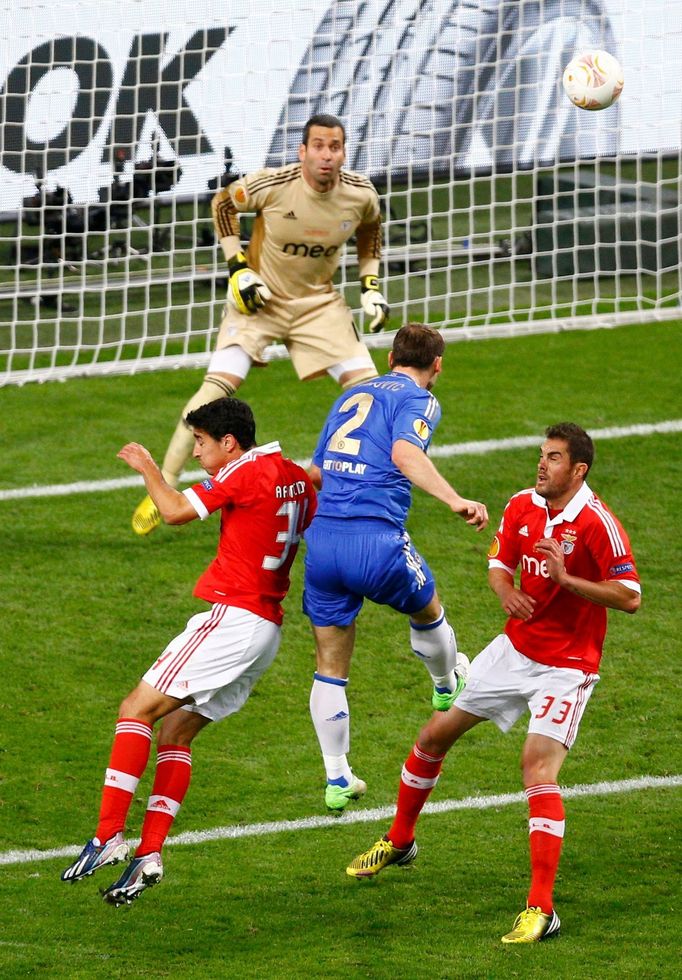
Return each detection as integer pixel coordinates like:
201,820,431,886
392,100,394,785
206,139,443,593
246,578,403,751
360,275,389,332
227,252,272,315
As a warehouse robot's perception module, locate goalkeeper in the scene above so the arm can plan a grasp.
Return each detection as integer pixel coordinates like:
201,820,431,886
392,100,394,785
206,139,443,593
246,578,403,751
132,113,388,535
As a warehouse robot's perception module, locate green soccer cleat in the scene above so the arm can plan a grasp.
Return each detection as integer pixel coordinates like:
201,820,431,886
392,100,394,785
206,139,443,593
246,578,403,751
431,652,470,711
501,906,561,944
324,774,367,813
132,495,161,536
346,835,418,878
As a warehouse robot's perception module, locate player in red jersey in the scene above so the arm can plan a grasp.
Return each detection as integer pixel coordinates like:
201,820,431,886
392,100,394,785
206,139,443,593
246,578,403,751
346,423,641,943
61,397,316,905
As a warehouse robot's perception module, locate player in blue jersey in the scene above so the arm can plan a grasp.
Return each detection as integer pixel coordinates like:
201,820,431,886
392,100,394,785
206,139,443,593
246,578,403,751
303,322,489,811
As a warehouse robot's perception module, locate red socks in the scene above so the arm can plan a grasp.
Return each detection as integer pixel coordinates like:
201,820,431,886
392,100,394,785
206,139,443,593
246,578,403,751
94,717,193,857
388,744,444,849
136,745,192,857
526,783,565,914
95,718,153,843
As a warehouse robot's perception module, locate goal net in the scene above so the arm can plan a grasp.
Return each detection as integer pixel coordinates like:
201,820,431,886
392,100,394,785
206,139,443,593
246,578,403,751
1,0,680,385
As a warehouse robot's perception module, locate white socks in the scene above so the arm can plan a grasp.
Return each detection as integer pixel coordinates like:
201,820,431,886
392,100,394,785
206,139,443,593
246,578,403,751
309,673,353,784
410,609,458,693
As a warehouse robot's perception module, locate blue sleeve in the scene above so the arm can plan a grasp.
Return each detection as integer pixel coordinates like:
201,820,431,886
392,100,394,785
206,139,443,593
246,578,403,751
392,391,441,452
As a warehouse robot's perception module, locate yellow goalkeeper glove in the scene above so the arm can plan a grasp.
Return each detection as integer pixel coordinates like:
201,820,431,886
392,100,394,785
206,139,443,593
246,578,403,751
227,252,272,315
360,275,389,332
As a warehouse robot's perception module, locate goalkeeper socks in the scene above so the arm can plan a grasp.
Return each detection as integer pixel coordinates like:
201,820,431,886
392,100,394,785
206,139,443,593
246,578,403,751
410,610,458,692
526,783,565,914
310,673,353,783
161,374,237,485
136,745,192,857
388,743,444,848
95,718,153,843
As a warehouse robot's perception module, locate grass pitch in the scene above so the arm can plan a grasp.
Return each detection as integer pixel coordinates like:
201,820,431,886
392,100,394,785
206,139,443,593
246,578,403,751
0,320,680,977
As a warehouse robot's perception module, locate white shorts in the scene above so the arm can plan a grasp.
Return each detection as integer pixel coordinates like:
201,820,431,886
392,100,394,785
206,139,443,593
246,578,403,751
455,634,599,749
143,604,281,723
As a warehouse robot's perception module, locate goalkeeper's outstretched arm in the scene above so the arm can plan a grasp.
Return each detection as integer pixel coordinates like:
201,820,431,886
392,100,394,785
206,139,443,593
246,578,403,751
356,216,389,332
211,187,271,315
211,186,242,263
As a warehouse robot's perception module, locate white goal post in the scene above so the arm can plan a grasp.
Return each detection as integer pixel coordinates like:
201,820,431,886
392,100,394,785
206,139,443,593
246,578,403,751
1,0,680,386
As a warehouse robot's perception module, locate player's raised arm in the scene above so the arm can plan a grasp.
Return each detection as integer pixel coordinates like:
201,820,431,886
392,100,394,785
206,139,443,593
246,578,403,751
211,184,271,315
533,537,641,612
356,209,389,333
118,443,197,525
391,438,488,530
211,185,242,264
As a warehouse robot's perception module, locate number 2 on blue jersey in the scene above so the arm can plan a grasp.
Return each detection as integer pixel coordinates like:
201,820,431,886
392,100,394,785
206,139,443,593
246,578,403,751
327,392,375,456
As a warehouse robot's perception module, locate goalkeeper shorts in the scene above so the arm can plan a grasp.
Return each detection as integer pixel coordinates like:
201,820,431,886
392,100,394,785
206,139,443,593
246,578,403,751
214,290,374,381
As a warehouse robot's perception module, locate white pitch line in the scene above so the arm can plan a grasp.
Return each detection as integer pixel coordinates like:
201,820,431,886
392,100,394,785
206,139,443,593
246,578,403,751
1,774,679,868
2,419,682,503
429,419,682,458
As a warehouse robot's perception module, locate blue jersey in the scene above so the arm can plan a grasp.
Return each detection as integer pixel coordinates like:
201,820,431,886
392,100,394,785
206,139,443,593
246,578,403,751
312,371,441,527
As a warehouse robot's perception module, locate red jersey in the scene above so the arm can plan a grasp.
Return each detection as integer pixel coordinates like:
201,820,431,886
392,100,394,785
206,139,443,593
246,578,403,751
183,442,317,625
488,482,640,672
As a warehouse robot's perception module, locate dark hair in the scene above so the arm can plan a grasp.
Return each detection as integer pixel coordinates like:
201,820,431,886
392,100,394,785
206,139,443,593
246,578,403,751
391,322,445,370
302,114,346,146
545,422,594,472
186,397,256,450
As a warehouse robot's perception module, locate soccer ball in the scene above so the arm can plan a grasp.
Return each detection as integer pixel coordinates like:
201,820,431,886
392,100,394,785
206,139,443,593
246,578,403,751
562,50,624,111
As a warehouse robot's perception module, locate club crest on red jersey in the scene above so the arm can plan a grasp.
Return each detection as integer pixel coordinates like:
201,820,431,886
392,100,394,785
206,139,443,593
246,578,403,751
560,530,577,554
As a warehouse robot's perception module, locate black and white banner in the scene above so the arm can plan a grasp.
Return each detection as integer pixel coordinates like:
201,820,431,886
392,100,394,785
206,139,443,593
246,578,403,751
0,0,680,210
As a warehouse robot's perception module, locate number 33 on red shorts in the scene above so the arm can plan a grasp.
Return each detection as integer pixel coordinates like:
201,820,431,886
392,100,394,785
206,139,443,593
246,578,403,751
455,634,599,749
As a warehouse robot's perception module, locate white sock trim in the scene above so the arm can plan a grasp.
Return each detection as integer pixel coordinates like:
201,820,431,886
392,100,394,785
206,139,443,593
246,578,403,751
401,765,440,791
529,816,565,838
104,769,140,794
147,795,182,817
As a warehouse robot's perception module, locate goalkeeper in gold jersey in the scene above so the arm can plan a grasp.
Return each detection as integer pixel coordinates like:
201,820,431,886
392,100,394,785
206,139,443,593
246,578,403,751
132,113,388,535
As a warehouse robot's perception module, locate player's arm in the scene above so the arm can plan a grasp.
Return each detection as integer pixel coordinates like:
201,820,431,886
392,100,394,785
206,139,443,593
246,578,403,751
307,463,323,491
211,186,242,263
534,538,641,612
211,182,271,315
118,443,197,525
488,566,537,621
356,211,388,333
391,438,488,530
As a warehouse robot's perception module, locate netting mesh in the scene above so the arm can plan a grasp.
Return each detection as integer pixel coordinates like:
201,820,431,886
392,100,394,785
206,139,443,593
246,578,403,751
1,0,680,385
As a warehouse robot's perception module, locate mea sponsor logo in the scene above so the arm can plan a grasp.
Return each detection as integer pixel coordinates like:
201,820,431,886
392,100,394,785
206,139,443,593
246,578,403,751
283,242,340,258
522,553,550,578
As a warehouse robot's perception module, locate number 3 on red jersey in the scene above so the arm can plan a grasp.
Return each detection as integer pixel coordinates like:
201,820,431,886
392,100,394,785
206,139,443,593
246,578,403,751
262,500,309,571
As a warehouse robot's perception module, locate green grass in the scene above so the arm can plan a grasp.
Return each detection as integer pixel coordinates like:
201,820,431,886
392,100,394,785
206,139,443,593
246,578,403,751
1,791,679,979
0,321,680,977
